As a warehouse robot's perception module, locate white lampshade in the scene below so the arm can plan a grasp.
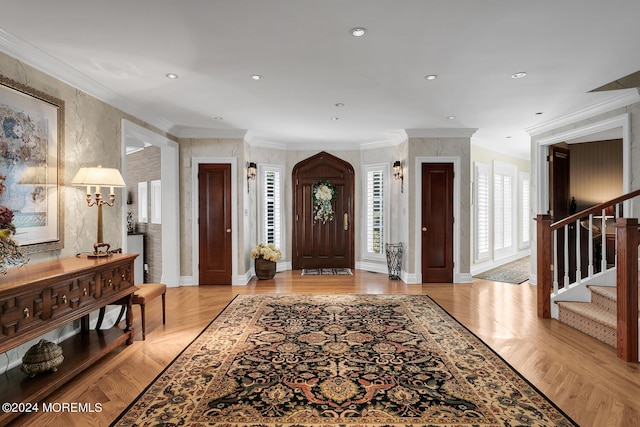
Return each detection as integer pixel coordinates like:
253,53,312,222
71,165,125,187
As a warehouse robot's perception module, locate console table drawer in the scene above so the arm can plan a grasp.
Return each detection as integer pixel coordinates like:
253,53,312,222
49,273,97,319
99,263,133,299
0,289,46,340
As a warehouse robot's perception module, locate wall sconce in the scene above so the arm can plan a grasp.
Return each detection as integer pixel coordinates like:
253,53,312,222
71,164,126,257
247,162,257,193
393,160,404,193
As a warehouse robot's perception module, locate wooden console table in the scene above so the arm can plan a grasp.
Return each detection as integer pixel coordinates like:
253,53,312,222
0,253,137,424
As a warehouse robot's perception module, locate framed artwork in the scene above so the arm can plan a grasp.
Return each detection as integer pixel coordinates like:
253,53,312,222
150,179,161,224
138,181,148,223
0,75,64,253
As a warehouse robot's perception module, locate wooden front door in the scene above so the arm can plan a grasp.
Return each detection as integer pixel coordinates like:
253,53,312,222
292,152,354,269
198,163,232,285
421,163,454,283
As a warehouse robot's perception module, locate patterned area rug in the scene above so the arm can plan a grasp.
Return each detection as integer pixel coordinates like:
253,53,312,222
112,294,577,427
301,268,352,276
473,256,531,284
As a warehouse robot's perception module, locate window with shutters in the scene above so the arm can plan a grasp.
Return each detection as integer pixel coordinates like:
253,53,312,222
364,164,388,260
474,162,490,262
259,165,283,254
519,171,530,249
493,161,517,258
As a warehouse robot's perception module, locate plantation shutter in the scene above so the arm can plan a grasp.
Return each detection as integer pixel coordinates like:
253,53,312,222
474,163,490,261
520,172,530,247
263,170,281,248
493,161,516,257
366,169,384,255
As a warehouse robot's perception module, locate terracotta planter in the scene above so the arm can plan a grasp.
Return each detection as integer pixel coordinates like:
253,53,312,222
255,258,276,280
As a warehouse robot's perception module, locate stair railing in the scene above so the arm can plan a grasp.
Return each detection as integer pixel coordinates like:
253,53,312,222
536,189,640,362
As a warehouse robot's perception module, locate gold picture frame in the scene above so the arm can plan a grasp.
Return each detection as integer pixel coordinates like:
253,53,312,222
0,75,64,253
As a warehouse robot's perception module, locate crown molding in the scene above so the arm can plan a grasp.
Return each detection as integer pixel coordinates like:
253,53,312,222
526,89,640,136
0,28,175,134
172,126,247,140
406,128,478,138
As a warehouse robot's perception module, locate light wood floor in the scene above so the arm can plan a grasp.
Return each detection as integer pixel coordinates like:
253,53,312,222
11,270,640,427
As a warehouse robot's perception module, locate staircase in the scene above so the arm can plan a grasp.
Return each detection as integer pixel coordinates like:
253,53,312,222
556,286,624,347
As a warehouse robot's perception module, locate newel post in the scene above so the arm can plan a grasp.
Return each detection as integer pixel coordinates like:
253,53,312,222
536,214,553,318
614,218,639,363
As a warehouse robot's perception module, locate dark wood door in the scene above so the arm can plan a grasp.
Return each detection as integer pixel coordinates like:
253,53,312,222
421,163,454,283
549,146,573,280
198,163,232,285
292,152,354,269
549,145,570,219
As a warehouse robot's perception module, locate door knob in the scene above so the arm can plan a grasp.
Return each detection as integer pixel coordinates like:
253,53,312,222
422,227,427,232
226,228,232,233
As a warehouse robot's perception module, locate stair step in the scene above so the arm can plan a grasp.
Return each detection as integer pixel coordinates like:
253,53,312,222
586,285,640,314
588,285,617,313
557,301,616,347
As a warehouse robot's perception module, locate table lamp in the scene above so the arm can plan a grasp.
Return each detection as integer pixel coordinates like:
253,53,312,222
71,165,126,257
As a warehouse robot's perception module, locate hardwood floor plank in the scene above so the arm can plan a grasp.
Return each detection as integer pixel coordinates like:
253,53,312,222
9,270,640,427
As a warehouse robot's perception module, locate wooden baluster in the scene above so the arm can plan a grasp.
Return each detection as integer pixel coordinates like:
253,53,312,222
536,214,553,318
614,218,639,362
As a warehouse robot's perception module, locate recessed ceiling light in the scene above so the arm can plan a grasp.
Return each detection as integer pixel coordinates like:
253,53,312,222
251,74,263,80
535,112,543,115
506,136,512,139
213,117,223,120
166,73,178,79
511,72,527,79
350,27,367,37
335,103,345,107
331,117,340,121
447,116,455,120
424,74,438,81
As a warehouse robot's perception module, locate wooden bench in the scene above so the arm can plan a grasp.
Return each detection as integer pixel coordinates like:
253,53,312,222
115,283,166,340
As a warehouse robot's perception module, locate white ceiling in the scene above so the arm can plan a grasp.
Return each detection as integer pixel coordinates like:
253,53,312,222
1,1,640,159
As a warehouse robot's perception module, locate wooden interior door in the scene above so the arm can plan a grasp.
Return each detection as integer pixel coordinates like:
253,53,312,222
198,163,232,285
292,152,354,269
549,145,572,280
421,163,454,283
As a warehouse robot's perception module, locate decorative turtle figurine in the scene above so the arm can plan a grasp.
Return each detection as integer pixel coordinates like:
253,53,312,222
21,339,64,378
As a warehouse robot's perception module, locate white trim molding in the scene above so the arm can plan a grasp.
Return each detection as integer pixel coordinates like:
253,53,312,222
527,90,640,136
121,120,180,287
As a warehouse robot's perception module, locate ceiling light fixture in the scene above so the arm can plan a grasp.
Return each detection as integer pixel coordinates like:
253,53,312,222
335,103,345,107
447,116,455,120
511,72,527,79
331,117,340,121
166,73,178,79
213,117,223,120
251,74,263,80
535,112,543,115
350,27,367,37
425,75,438,81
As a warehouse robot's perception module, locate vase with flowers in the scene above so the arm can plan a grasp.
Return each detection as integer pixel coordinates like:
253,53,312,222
251,242,281,279
0,175,28,274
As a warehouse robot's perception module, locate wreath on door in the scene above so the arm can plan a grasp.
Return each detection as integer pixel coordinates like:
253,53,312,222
312,180,337,223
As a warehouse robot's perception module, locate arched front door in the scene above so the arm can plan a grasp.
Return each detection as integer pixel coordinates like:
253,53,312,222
292,152,354,269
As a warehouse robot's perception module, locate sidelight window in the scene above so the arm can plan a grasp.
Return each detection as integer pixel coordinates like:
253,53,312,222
259,165,283,252
364,164,388,259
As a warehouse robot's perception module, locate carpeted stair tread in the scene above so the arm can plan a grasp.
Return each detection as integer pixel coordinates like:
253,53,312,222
557,301,616,328
557,301,617,347
587,285,640,313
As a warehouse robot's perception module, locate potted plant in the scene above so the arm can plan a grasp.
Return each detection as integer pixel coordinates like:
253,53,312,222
251,242,281,279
